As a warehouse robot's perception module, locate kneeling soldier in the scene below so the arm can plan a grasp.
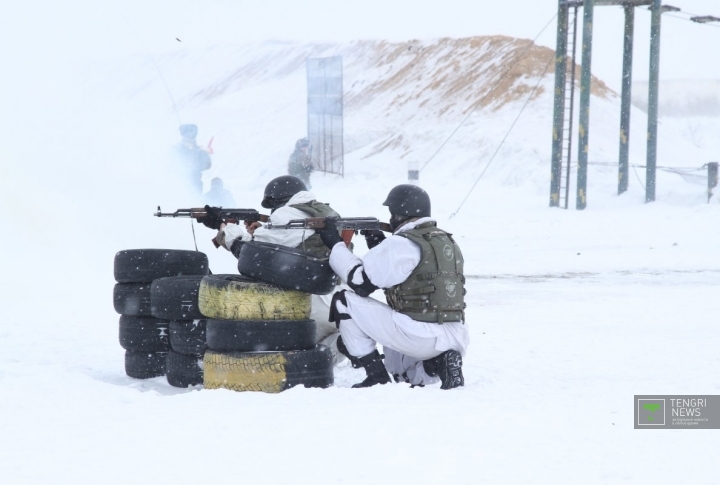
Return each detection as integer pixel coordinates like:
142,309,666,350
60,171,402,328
316,184,468,389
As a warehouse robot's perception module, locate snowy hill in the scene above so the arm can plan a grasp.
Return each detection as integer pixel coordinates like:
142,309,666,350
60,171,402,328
98,36,717,223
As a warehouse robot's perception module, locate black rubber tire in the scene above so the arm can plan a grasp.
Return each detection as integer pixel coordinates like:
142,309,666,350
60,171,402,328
169,320,207,356
113,283,152,316
114,249,209,283
151,275,206,320
203,347,333,393
237,241,337,295
166,350,203,388
125,350,167,379
118,315,170,352
198,274,312,320
205,319,316,352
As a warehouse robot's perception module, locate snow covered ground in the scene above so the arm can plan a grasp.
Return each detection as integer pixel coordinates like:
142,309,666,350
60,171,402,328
1,2,720,484
1,258,717,483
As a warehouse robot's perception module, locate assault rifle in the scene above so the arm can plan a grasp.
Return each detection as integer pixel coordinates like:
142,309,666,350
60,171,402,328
154,206,269,225
266,217,391,232
154,206,269,247
267,217,392,245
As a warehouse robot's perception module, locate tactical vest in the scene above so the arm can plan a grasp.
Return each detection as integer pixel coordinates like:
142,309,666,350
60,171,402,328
290,200,340,258
384,222,466,324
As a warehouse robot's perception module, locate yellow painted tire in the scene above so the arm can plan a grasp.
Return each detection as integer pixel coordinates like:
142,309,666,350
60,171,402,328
198,275,311,321
203,348,333,393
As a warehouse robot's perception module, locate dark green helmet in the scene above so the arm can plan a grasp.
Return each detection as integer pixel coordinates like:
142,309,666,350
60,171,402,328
261,175,307,209
383,184,431,218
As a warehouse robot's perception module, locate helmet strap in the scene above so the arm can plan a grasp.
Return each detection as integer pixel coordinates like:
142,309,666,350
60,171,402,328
269,196,292,212
389,214,414,232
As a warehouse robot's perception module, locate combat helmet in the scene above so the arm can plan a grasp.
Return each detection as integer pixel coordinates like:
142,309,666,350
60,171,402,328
261,175,307,209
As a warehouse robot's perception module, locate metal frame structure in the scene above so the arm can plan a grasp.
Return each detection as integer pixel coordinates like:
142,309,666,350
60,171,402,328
550,0,669,209
550,4,581,209
306,57,345,177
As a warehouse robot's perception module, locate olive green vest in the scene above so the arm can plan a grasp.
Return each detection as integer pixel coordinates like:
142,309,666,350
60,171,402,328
384,222,466,324
290,200,340,258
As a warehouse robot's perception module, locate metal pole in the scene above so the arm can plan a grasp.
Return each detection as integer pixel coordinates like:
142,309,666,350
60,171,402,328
564,5,580,209
322,60,328,173
340,57,345,178
576,0,594,210
550,2,569,207
709,162,719,203
618,6,634,195
646,0,662,202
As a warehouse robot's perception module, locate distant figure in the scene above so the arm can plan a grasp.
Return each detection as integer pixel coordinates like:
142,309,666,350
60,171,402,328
174,124,211,194
203,177,236,207
287,138,314,189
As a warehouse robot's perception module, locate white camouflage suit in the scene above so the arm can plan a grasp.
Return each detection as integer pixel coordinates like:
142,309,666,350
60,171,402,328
328,217,470,386
215,190,344,363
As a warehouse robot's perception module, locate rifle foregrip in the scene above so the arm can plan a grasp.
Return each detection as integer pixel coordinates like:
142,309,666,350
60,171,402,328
304,218,326,229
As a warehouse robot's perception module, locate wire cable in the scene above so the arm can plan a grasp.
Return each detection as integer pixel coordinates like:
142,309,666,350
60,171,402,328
587,161,707,171
420,12,558,172
632,165,646,190
664,12,720,29
117,11,182,124
449,54,554,219
190,218,199,252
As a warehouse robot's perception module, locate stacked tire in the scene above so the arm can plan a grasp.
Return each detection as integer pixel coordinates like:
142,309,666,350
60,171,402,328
151,276,208,388
113,249,209,380
199,273,334,393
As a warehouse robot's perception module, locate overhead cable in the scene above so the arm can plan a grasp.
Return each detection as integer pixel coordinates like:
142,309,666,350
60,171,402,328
117,10,182,124
449,54,554,219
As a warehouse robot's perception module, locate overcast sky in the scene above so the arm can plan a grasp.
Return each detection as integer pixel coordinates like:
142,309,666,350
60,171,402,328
1,0,719,103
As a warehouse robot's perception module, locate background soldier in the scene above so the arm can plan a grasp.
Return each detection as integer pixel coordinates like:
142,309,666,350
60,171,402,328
203,177,236,207
287,138,314,189
174,124,212,195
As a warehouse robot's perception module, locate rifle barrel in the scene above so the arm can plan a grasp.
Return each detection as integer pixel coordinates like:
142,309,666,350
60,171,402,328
153,207,267,222
267,217,391,232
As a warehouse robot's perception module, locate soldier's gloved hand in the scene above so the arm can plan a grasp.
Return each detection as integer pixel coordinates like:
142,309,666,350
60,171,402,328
316,217,343,249
198,205,223,230
361,229,386,249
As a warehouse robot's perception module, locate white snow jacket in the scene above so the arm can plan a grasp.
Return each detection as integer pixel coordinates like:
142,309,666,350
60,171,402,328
328,217,469,354
218,191,319,251
329,217,433,288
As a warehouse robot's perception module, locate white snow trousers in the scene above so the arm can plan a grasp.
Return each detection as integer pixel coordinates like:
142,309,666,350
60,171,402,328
335,291,470,386
310,292,345,365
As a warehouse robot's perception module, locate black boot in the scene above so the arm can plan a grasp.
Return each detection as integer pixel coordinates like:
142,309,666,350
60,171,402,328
352,350,392,388
423,350,464,390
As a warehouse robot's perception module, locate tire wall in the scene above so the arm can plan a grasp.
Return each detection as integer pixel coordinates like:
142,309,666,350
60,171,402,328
198,277,311,320
204,351,288,393
203,348,333,393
